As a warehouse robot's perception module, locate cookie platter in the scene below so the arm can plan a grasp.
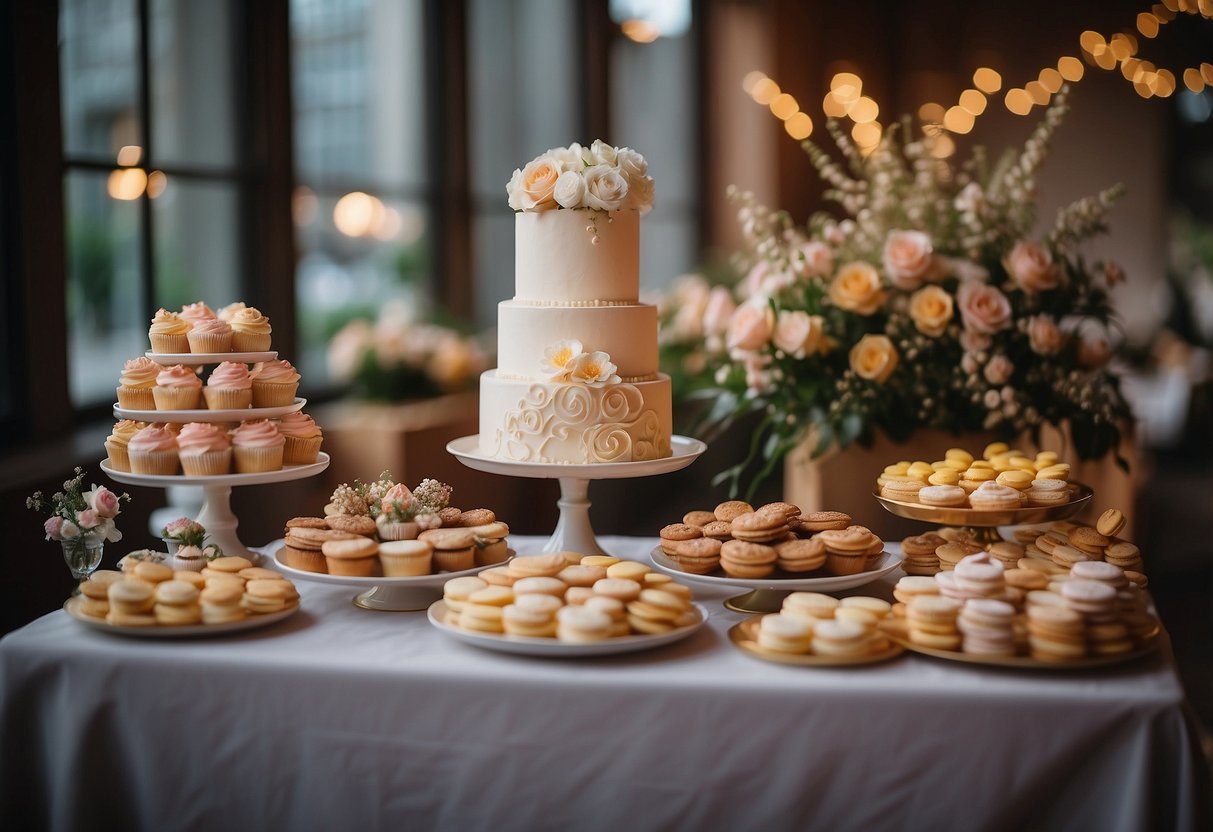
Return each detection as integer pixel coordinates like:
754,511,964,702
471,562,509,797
427,599,708,657
273,546,512,611
64,596,300,638
649,547,904,613
728,616,904,667
882,619,1162,670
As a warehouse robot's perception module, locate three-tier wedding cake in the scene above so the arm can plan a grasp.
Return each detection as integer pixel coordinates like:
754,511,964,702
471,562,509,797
479,141,673,464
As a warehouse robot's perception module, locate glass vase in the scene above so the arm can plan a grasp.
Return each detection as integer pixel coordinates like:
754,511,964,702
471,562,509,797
61,531,104,581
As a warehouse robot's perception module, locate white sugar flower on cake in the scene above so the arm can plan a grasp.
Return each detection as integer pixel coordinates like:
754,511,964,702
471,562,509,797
507,139,654,215
542,339,584,380
565,351,620,387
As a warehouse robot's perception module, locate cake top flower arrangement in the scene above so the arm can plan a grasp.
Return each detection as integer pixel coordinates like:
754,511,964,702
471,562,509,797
506,139,655,214
684,87,1132,498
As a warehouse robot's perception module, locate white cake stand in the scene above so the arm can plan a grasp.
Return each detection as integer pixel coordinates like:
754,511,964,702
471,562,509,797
102,454,330,563
446,435,706,557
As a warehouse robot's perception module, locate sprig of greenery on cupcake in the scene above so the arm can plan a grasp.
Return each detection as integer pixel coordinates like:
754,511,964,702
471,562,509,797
161,517,206,548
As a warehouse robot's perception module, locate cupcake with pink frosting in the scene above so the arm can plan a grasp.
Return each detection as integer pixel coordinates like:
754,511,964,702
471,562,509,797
152,364,203,411
251,359,300,407
187,318,233,354
116,356,161,410
179,301,217,326
128,425,181,475
230,420,285,473
277,410,323,464
203,361,253,410
177,422,233,476
148,308,191,354
229,307,272,352
217,301,247,322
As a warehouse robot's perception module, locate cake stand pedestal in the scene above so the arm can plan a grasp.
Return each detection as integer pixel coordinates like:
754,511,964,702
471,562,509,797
102,454,330,563
874,482,1094,546
447,435,706,556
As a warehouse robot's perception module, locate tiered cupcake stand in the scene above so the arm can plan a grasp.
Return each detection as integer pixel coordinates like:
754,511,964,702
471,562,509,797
446,434,707,556
102,350,329,563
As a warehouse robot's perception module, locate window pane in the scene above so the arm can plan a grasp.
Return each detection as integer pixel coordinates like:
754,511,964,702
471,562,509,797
65,170,145,408
468,0,580,323
60,0,141,161
291,0,426,191
149,0,237,168
290,0,430,385
611,33,699,290
152,178,241,312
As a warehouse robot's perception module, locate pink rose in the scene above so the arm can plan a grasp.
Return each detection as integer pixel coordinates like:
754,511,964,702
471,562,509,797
702,287,736,337
1028,315,1063,356
793,241,834,278
743,261,770,297
743,353,772,393
1003,240,1059,293
44,516,64,541
957,281,1011,335
960,329,992,353
772,310,817,357
983,355,1014,386
382,483,413,510
85,485,121,519
726,301,774,353
882,230,934,291
77,509,99,530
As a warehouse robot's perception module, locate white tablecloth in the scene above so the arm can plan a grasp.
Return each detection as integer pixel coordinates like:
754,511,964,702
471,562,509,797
1,536,1205,831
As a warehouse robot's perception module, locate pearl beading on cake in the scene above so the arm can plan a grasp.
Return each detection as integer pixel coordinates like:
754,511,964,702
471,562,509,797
512,298,635,308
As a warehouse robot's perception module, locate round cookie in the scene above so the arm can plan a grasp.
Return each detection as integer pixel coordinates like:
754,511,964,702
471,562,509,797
713,500,754,522
719,539,777,579
326,514,377,536
774,538,826,573
458,509,497,527
682,510,717,527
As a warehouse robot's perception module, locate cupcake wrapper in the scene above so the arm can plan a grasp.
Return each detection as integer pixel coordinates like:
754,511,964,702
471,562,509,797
325,556,376,577
826,552,867,576
180,448,233,476
128,449,181,476
233,443,284,473
153,386,202,411
187,331,233,354
203,387,252,411
231,332,271,352
380,553,432,578
104,439,130,472
251,381,298,408
116,386,156,411
149,333,189,354
376,520,419,541
433,548,475,573
283,434,323,465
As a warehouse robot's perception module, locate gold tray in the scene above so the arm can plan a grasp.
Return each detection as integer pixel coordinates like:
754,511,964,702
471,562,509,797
882,619,1162,671
873,482,1094,528
728,616,905,667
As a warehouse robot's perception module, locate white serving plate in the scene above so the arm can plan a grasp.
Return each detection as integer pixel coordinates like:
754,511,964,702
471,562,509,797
101,452,329,487
649,547,904,592
113,397,306,422
65,596,299,638
145,350,277,365
446,434,707,480
427,600,708,657
273,546,511,588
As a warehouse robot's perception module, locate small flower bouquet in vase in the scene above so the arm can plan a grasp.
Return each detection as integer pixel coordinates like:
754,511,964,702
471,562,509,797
27,468,129,581
688,88,1132,507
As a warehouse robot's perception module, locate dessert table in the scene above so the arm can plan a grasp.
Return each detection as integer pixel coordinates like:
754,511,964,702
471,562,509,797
0,536,1205,831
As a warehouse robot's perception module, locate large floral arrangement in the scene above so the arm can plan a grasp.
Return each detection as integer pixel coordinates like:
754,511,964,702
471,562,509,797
687,88,1132,497
328,300,491,400
27,468,129,547
506,140,654,215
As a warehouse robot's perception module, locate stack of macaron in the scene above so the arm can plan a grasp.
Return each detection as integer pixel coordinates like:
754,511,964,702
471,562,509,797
147,302,272,355
751,592,894,659
658,501,883,579
72,552,299,628
1027,510,1145,576
440,552,700,642
876,443,1077,509
277,507,510,578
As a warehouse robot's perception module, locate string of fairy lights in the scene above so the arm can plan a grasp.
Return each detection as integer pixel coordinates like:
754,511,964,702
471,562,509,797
741,0,1213,156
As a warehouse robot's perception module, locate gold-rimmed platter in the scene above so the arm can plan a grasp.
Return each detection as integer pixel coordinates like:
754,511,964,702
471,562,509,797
873,482,1094,528
728,616,904,667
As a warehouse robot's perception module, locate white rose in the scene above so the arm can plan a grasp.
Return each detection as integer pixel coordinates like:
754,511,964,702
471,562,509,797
553,170,586,209
614,147,647,181
583,165,629,211
506,168,524,211
545,143,584,171
589,139,617,166
625,175,655,214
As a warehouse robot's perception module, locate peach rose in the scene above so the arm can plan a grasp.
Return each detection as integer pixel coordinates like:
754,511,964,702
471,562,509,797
908,285,954,337
828,262,886,315
882,230,934,291
849,334,899,383
1004,240,1059,293
702,287,737,337
726,301,774,352
1027,315,1063,356
957,281,1011,334
772,310,814,357
792,241,834,278
517,155,562,211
